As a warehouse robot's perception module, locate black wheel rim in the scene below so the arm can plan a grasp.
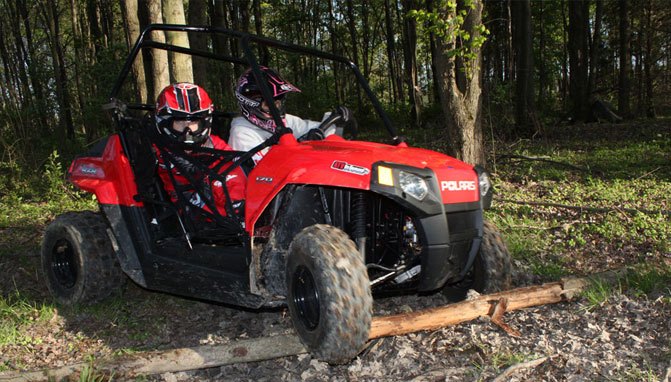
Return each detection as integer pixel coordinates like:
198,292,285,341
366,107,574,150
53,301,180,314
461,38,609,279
292,265,320,330
51,239,78,289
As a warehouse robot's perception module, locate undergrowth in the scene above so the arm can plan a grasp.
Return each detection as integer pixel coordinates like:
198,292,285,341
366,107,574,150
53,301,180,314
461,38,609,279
483,121,671,281
0,120,669,375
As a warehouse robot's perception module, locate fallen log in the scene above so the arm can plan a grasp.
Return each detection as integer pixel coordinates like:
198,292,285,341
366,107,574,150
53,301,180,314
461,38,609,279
0,335,308,381
0,276,594,381
369,277,589,338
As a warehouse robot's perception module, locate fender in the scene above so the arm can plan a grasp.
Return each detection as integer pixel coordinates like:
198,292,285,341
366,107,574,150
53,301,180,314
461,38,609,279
244,135,480,232
68,135,141,207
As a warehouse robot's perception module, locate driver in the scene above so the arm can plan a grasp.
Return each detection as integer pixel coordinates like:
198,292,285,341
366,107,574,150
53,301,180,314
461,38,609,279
229,66,352,164
154,82,245,217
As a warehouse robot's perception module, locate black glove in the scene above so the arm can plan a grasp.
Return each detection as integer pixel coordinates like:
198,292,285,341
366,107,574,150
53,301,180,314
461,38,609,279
304,128,325,141
333,106,352,123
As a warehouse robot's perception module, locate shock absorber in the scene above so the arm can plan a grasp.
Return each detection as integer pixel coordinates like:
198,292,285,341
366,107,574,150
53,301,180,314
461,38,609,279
352,191,367,256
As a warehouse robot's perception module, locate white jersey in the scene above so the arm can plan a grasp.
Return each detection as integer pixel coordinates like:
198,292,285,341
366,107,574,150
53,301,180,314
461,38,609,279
229,113,333,164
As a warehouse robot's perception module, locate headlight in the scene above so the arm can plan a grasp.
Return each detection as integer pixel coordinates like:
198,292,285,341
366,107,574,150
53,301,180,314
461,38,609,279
399,170,428,200
478,171,491,197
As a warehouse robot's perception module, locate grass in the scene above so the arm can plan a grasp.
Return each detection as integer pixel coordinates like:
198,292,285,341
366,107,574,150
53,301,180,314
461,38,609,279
78,359,115,382
488,122,670,280
617,363,663,382
580,278,620,311
579,264,671,311
624,264,671,296
0,121,670,374
0,292,56,346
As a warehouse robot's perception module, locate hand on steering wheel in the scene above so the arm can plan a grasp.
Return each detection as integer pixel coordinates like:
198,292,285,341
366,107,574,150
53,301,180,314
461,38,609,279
298,106,358,142
318,106,358,139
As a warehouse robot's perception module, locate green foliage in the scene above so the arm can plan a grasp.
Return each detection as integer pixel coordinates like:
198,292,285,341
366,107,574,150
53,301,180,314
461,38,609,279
490,121,671,283
581,278,619,311
0,292,55,347
78,358,115,382
410,0,488,78
616,363,661,382
624,265,671,296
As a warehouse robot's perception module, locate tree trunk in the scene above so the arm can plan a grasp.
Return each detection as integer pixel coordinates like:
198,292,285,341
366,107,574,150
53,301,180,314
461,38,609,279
588,0,603,99
210,0,234,100
327,0,343,103
538,1,546,106
512,0,535,135
383,0,398,104
121,0,148,104
188,0,209,87
568,0,590,121
42,0,75,142
634,8,643,117
618,0,631,118
69,0,85,117
560,0,569,112
426,0,441,104
252,0,269,65
361,0,371,79
432,0,485,166
345,0,363,110
643,0,655,118
163,0,193,83
146,0,170,100
17,0,50,132
401,0,421,124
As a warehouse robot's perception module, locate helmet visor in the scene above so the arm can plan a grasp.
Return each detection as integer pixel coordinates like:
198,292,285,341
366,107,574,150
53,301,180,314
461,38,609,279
259,95,287,117
170,118,207,134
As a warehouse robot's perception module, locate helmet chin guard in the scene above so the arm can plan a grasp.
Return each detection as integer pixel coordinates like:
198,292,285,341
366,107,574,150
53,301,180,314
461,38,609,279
155,83,214,145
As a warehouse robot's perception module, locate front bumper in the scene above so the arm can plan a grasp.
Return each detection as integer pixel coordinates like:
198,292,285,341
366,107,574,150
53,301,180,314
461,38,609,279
416,205,483,291
369,161,486,291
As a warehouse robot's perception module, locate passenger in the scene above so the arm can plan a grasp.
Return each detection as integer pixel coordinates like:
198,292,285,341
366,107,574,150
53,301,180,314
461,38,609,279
229,66,352,164
153,82,245,217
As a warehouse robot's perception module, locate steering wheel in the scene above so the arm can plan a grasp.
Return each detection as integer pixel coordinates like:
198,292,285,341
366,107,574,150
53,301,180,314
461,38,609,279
298,113,359,142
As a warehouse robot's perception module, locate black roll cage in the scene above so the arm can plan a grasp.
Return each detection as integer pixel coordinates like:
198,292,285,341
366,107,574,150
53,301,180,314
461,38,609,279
109,24,400,142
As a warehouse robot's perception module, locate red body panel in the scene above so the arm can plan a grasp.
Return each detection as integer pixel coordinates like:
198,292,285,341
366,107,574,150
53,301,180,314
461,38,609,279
69,134,479,232
245,134,479,230
68,135,141,207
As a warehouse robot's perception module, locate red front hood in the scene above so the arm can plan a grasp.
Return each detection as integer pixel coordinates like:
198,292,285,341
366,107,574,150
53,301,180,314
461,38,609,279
246,135,480,228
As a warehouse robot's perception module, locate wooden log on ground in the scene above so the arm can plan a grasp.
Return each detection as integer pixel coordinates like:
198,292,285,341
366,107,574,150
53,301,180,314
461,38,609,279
0,335,307,381
369,277,589,339
0,276,595,381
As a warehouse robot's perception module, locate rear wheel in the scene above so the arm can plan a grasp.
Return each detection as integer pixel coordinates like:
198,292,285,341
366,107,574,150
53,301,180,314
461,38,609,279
442,220,512,301
286,224,372,364
41,211,126,305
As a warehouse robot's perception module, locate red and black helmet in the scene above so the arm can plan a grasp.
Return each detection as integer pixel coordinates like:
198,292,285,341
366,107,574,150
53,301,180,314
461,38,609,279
155,83,214,145
234,67,301,133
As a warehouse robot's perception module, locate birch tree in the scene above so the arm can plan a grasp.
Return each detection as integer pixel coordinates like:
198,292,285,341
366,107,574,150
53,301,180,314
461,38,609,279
163,0,193,83
147,0,170,100
121,0,148,104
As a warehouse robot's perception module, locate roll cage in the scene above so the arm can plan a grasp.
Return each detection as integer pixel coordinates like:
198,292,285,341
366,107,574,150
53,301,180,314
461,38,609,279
110,24,401,143
105,24,404,245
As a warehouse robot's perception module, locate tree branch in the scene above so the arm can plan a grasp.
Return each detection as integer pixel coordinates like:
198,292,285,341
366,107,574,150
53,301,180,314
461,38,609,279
496,197,671,216
491,356,549,382
495,154,592,172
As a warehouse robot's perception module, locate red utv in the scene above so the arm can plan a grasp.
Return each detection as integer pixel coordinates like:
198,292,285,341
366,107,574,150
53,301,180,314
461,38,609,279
41,25,512,364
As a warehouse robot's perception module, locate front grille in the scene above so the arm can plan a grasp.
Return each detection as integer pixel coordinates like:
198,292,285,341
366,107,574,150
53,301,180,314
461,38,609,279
446,210,480,244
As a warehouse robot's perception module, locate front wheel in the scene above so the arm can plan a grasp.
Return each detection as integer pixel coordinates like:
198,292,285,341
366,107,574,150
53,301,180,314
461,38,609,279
41,211,126,305
286,224,372,364
442,220,512,301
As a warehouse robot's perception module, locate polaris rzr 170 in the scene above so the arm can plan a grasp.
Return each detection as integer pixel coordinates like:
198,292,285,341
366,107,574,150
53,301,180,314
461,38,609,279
42,24,512,364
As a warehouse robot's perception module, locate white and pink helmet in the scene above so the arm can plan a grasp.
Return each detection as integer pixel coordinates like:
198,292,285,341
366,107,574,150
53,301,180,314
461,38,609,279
234,67,301,133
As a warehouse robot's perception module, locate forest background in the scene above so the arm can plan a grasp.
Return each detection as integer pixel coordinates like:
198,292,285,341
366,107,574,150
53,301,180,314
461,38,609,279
1,0,670,378
1,0,669,181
